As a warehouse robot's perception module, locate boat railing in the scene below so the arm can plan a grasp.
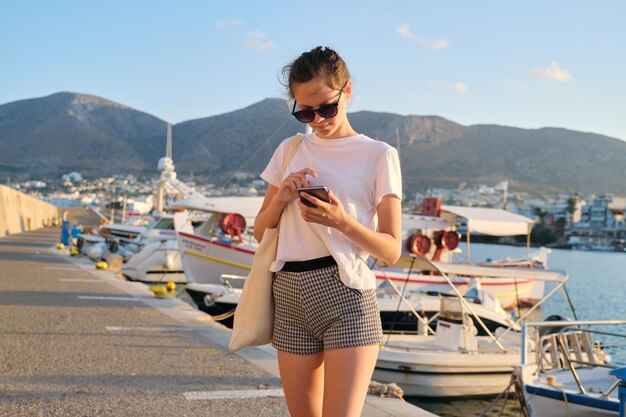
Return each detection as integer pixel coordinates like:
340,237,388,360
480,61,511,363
495,269,570,341
522,320,626,396
378,257,509,350
220,274,247,289
376,266,437,336
539,330,605,372
376,252,578,353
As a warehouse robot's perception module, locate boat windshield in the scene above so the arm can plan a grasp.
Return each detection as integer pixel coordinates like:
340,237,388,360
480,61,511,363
147,218,175,230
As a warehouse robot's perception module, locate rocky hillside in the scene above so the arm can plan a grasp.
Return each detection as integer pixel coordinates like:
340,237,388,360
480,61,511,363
1,92,625,195
0,92,167,176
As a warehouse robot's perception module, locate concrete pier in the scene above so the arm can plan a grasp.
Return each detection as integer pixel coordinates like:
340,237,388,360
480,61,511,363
0,229,435,417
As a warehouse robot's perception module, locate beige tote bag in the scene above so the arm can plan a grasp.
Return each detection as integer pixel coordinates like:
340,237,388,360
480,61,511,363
228,133,304,352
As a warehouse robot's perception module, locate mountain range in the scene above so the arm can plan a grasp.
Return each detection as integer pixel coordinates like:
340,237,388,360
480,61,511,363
1,92,625,196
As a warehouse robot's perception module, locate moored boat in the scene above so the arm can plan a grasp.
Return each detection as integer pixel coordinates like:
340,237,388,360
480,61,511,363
514,319,626,417
372,257,570,398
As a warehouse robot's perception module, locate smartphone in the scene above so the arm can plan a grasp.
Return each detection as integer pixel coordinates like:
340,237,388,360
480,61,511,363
298,186,330,208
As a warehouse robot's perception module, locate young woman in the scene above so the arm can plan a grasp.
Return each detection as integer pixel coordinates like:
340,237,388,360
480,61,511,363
253,46,402,417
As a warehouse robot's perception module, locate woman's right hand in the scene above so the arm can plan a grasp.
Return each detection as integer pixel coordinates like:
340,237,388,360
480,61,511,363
274,168,317,205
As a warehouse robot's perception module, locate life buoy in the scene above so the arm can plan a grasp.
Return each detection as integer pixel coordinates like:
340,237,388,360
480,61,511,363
442,230,461,250
219,213,246,241
432,230,461,261
406,234,431,257
433,231,445,249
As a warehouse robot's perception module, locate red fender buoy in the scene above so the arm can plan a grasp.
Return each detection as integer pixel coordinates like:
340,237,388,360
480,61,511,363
219,213,246,241
433,230,445,249
407,234,431,258
442,230,461,250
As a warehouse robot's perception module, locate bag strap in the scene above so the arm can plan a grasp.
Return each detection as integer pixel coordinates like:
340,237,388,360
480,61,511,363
270,133,305,235
280,133,305,178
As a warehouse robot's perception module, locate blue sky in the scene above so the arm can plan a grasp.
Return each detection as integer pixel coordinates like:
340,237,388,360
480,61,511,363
1,1,625,141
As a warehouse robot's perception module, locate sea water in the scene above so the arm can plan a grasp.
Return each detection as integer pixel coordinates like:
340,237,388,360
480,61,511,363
408,243,626,416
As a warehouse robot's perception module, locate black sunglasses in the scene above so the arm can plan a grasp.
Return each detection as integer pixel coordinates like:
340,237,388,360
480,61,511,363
291,88,344,123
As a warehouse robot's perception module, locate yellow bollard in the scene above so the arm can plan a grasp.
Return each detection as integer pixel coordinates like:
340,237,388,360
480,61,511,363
149,285,168,299
95,261,108,270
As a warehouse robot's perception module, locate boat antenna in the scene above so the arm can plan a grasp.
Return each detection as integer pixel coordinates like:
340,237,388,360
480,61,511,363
166,122,172,160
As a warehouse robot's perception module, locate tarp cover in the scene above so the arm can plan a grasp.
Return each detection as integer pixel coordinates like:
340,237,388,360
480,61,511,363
169,196,264,222
441,205,534,236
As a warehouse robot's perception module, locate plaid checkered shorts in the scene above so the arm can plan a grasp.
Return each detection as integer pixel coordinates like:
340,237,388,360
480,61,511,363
272,263,382,355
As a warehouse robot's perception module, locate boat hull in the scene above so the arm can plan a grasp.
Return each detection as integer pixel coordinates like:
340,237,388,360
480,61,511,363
376,272,544,309
177,232,253,286
177,232,546,308
184,285,237,327
372,367,513,397
524,385,618,417
122,241,187,283
374,340,520,397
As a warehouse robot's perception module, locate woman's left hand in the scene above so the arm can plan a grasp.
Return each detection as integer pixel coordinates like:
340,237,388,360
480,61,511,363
298,191,347,229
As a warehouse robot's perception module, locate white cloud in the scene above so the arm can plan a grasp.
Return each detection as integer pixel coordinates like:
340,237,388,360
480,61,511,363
506,79,525,88
530,61,572,82
248,30,267,38
454,82,468,94
395,24,450,49
243,30,274,52
429,39,450,49
428,80,468,94
215,19,242,29
396,24,412,39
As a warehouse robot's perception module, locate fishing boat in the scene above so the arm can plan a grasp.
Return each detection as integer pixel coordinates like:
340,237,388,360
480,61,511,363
177,198,550,310
378,202,549,309
372,257,570,398
513,319,626,417
174,196,263,286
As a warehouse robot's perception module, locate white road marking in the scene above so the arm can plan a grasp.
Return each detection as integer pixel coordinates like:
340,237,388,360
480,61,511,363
60,279,104,282
184,389,284,400
78,296,139,301
44,266,81,271
105,326,193,332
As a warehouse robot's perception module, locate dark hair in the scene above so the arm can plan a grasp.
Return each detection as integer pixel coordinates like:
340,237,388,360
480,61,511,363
281,46,350,98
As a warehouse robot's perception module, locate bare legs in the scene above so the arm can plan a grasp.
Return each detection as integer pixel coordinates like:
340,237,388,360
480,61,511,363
278,345,379,417
278,350,324,417
322,345,379,417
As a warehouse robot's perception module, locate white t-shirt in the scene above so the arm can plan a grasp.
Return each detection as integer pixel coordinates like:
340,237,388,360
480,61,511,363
260,132,402,289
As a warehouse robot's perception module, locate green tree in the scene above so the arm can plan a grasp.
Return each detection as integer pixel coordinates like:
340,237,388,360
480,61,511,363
567,194,579,215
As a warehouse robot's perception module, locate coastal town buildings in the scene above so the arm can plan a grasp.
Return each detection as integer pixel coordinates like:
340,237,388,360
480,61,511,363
10,173,626,252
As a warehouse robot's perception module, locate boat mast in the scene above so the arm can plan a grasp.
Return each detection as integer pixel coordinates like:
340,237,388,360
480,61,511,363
156,122,175,213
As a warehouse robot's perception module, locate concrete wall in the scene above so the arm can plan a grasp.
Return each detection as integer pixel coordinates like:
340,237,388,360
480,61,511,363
60,207,103,228
0,184,59,237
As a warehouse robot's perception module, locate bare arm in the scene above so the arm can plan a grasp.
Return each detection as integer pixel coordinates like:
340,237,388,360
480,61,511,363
253,185,286,242
299,192,402,265
253,168,317,242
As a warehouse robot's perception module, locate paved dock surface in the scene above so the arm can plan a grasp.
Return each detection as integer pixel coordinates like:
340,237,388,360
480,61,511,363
0,229,436,417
